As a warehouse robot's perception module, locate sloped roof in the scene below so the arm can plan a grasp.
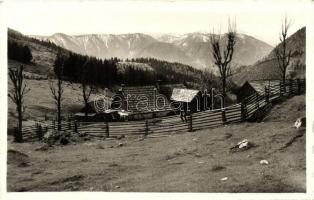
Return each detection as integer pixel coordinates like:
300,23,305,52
159,84,186,98
84,96,113,114
171,88,200,103
248,80,280,95
123,85,171,112
80,85,173,114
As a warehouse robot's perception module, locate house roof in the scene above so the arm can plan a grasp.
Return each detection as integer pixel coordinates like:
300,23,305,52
84,96,113,114
122,85,171,112
159,84,186,98
171,88,200,103
245,80,280,95
80,85,173,114
74,112,97,117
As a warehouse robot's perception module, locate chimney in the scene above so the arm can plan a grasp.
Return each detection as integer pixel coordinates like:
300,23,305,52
156,80,162,91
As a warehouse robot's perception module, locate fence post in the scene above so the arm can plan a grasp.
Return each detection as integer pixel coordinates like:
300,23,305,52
14,127,18,141
222,109,227,125
255,93,259,109
297,78,301,95
289,79,293,96
68,119,71,130
188,112,193,132
279,81,283,98
144,120,149,136
36,124,43,141
52,120,55,130
241,100,247,121
265,86,269,103
74,121,78,133
105,121,109,138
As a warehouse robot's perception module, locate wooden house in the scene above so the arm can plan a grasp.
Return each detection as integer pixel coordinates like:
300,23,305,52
74,96,120,121
119,85,172,120
170,88,204,113
76,85,173,121
236,80,280,102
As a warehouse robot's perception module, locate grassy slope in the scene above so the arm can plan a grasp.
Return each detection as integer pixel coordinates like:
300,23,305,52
8,29,60,76
7,60,110,130
7,95,305,192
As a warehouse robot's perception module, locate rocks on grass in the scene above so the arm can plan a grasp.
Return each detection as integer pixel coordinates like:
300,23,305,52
230,139,256,152
260,160,269,165
59,136,70,145
35,144,50,151
116,134,125,140
117,142,124,147
294,117,306,129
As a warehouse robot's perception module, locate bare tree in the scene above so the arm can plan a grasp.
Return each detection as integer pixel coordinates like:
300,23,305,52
210,20,237,108
79,60,94,119
8,65,30,142
275,16,292,86
49,54,64,131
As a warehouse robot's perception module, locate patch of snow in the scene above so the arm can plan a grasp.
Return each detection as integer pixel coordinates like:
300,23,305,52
238,33,245,39
202,35,209,42
127,41,131,49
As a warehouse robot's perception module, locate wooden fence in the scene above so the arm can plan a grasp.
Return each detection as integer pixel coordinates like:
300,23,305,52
20,79,305,141
21,119,75,141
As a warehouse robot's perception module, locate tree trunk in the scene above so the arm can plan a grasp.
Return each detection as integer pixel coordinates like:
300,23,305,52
57,78,62,131
222,75,226,108
15,105,23,142
84,99,88,121
221,75,227,123
57,101,61,131
282,70,286,93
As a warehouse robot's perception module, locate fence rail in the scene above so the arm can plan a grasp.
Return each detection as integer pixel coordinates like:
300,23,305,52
19,78,305,141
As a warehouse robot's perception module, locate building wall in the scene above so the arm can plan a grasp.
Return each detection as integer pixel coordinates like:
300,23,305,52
236,83,257,103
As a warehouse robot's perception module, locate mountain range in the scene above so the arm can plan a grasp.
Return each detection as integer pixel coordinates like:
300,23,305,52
7,29,208,89
32,32,273,71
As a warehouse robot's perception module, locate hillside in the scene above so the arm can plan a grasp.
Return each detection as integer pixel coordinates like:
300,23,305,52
233,27,305,85
9,29,213,88
7,29,214,129
8,29,70,76
7,95,305,192
33,32,273,71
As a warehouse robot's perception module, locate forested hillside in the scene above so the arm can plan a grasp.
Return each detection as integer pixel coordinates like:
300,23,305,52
8,28,223,90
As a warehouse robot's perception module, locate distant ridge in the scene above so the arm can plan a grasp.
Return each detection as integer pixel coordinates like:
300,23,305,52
32,31,273,71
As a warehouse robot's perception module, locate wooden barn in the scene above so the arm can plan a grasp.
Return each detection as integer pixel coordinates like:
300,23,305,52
75,85,173,121
118,85,172,120
158,83,187,99
170,88,204,113
74,96,120,122
236,80,280,102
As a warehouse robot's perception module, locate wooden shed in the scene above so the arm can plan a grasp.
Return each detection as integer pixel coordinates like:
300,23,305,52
75,97,120,122
76,85,173,121
170,88,203,113
236,80,280,102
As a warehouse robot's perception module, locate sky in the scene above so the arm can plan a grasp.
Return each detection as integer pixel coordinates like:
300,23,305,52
3,0,310,46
